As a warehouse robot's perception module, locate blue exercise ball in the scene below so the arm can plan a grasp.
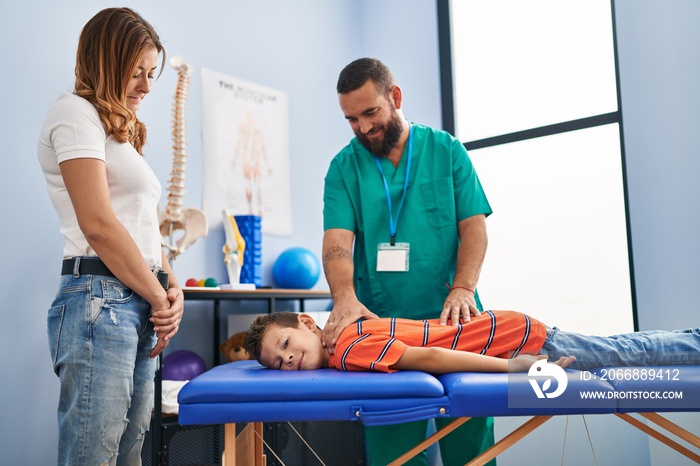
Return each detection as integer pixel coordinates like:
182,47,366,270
272,247,321,289
162,350,207,381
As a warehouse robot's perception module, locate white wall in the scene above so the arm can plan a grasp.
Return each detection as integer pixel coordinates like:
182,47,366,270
0,0,697,465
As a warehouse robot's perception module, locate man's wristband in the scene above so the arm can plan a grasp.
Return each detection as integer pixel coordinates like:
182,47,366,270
446,284,475,294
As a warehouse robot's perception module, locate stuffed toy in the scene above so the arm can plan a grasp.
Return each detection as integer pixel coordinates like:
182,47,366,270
220,331,254,362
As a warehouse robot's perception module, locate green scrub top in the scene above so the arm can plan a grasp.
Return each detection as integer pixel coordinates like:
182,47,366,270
323,124,492,320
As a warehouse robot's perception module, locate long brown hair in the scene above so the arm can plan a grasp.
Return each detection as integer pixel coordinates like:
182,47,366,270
74,7,165,154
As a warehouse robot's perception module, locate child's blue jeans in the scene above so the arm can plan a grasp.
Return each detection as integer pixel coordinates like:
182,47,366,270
47,273,157,465
541,326,700,370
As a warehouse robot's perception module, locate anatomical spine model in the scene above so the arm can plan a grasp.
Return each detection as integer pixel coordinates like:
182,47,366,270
159,55,208,260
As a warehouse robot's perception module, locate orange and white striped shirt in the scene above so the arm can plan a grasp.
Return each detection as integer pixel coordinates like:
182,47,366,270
328,310,547,372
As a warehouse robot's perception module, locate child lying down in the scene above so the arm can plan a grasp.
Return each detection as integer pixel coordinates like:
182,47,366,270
243,311,700,373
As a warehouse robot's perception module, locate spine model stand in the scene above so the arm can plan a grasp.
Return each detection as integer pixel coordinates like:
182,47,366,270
159,55,208,260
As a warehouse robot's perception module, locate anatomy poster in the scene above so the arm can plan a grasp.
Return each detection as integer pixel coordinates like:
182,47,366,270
201,68,292,235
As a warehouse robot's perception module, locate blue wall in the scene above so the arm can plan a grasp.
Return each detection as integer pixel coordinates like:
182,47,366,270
0,1,697,464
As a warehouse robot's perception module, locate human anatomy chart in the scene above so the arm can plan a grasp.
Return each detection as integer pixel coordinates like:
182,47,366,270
201,68,292,235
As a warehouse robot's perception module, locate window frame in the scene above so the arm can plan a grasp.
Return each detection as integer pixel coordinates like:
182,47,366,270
436,0,638,328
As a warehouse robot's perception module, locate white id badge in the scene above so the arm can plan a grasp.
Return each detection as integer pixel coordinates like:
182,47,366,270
377,242,410,272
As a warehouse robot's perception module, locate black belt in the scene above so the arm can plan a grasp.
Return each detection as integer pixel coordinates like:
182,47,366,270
62,257,114,277
62,257,169,289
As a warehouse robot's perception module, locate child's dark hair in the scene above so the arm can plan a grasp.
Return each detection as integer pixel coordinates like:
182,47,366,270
243,312,302,361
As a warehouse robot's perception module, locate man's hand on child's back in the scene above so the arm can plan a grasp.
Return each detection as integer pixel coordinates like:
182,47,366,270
322,300,379,354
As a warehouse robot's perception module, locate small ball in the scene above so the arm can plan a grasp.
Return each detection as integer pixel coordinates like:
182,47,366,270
185,278,199,287
272,247,321,289
198,279,206,287
204,277,219,287
162,350,207,381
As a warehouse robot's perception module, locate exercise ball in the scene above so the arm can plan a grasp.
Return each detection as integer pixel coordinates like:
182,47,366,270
272,247,321,289
162,349,207,381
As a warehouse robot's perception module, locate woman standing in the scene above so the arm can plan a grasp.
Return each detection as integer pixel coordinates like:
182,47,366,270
37,8,183,465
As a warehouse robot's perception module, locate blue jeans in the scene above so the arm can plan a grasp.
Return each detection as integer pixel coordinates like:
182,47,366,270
541,326,700,371
47,272,157,465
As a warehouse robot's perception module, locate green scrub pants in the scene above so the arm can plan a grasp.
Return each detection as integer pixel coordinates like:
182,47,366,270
364,416,495,465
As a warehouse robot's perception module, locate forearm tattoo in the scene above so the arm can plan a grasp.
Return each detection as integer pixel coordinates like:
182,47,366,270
323,246,353,273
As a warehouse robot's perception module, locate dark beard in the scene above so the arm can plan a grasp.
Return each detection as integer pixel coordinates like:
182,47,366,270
356,113,403,157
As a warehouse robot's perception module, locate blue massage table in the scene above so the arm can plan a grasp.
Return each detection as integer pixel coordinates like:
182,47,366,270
178,360,700,465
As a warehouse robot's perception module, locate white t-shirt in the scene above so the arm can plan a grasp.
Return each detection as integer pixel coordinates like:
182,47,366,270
37,93,163,268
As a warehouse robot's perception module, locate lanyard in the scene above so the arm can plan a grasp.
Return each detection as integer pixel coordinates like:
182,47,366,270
375,124,413,246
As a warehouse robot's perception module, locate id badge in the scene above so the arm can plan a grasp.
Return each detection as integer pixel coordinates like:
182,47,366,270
377,242,410,272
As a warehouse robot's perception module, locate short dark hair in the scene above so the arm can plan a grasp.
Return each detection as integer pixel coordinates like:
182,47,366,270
336,57,395,96
243,312,301,361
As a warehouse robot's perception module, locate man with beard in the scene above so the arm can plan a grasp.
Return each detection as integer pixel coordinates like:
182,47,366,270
321,57,494,466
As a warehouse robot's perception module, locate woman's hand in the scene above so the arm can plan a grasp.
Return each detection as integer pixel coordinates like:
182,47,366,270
149,286,184,358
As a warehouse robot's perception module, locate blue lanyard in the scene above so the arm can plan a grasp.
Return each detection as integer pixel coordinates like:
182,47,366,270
375,124,413,246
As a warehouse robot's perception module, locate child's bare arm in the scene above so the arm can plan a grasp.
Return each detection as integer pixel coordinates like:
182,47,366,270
391,346,510,373
390,347,576,374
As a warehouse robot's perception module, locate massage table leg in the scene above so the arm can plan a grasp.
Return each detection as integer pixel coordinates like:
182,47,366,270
465,415,554,466
389,415,554,466
222,422,265,466
225,419,473,466
219,414,699,466
639,412,700,448
615,413,700,463
388,413,700,466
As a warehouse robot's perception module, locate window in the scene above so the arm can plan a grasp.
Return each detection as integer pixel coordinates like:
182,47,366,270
438,0,635,334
